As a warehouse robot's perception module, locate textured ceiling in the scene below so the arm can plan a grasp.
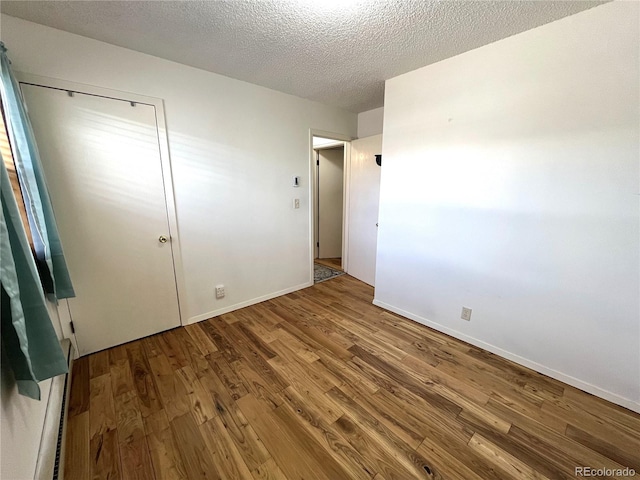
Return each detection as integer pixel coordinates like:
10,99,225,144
0,0,604,112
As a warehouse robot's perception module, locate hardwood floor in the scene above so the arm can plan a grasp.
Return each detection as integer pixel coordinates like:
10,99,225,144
65,275,640,480
315,257,342,271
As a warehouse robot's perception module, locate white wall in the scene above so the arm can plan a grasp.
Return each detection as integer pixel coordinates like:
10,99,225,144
375,2,639,411
357,107,384,138
0,15,357,326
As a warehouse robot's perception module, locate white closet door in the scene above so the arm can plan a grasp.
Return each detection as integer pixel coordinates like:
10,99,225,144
347,135,382,286
318,147,344,259
22,84,181,355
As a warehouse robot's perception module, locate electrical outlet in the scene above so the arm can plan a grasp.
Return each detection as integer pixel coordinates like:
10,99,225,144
293,198,300,209
215,285,225,299
461,307,472,321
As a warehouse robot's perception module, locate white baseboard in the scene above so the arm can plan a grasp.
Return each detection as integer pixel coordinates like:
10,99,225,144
186,281,313,325
35,339,73,480
373,299,640,414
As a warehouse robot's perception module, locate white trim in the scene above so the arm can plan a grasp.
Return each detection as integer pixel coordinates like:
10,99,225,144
310,129,352,143
152,98,188,327
373,299,640,414
34,339,72,480
312,147,319,263
57,350,73,480
15,72,188,328
342,143,351,273
186,281,313,324
309,129,353,282
17,72,162,109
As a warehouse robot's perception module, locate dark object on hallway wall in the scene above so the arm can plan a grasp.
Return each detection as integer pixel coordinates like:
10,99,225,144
375,154,382,166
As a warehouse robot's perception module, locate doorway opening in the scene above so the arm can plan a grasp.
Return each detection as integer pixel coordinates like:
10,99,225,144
311,134,349,283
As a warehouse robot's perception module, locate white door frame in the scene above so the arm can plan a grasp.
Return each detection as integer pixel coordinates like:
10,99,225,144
16,72,187,342
308,129,352,284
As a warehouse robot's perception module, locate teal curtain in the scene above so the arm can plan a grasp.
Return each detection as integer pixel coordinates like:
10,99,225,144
0,42,75,299
1,156,68,400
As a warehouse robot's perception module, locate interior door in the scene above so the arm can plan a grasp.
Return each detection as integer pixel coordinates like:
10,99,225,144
347,135,382,286
317,146,344,259
22,84,181,355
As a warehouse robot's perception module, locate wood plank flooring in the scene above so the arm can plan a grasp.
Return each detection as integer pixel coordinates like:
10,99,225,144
314,257,342,271
65,274,640,480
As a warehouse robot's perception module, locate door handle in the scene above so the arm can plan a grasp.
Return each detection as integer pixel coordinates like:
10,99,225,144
159,235,169,243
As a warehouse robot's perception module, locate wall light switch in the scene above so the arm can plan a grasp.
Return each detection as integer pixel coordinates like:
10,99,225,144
293,198,300,209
